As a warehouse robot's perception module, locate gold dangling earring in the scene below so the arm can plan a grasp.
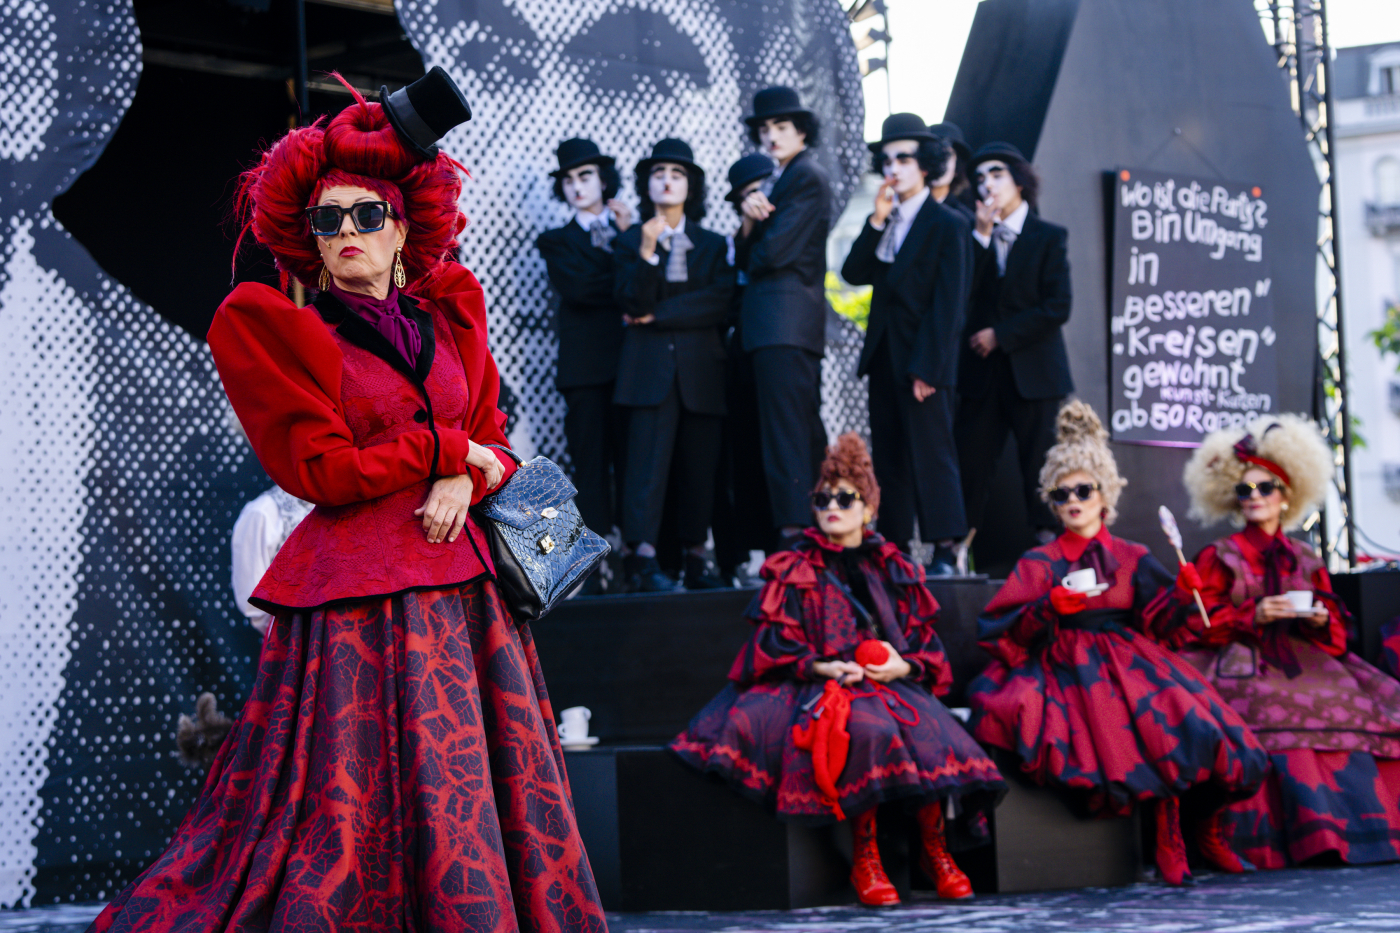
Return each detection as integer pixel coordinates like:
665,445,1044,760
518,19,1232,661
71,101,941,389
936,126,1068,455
318,265,330,291
393,247,406,289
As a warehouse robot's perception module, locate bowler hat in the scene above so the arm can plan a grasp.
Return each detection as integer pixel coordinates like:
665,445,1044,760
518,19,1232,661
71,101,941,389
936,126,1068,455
379,66,472,161
550,138,616,178
927,121,971,163
969,141,1029,171
744,85,814,127
636,138,704,178
725,153,776,202
866,112,938,153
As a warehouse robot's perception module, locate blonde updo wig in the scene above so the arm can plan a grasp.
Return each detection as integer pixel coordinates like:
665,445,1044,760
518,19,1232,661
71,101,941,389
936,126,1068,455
1182,413,1332,531
1037,400,1126,525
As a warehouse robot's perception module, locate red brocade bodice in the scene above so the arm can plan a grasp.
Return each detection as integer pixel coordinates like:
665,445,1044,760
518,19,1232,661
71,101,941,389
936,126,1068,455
209,263,517,611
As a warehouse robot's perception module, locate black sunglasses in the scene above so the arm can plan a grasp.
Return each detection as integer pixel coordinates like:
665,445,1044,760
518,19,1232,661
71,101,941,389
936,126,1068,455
1048,482,1100,504
304,201,394,237
812,490,862,511
1235,480,1282,499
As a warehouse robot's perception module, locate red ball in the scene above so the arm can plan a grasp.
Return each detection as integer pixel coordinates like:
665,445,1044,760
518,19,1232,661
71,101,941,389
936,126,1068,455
855,639,889,667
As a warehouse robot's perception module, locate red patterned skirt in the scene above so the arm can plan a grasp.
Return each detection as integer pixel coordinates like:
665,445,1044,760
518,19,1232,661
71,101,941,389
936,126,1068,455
88,580,608,933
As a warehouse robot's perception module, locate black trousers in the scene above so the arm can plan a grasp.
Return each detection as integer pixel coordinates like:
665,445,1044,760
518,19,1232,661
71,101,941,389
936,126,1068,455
562,383,627,534
955,363,1061,533
621,383,722,547
751,346,826,530
867,340,967,548
712,343,772,571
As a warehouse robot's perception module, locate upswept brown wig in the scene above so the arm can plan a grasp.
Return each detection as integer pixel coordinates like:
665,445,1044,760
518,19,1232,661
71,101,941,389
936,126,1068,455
1037,400,1126,525
816,432,880,517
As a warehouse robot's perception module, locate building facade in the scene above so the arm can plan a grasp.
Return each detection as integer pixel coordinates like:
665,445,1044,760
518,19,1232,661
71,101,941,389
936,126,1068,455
1335,42,1400,560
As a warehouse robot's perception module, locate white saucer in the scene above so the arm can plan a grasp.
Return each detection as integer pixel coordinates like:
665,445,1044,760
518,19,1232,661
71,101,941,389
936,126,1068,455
562,737,600,751
1066,583,1110,597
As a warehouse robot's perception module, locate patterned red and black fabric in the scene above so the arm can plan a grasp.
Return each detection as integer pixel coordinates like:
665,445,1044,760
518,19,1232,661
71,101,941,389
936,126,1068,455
1221,751,1400,868
967,527,1269,818
1155,526,1400,866
670,531,1005,831
88,580,608,932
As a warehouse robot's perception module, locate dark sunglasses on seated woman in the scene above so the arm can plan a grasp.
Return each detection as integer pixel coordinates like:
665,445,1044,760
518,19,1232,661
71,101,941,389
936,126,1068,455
1048,482,1100,504
812,490,862,511
304,201,395,236
1235,480,1282,499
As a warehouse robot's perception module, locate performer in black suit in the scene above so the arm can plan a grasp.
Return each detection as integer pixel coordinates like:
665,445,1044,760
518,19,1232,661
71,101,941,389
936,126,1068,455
735,86,833,542
712,153,777,583
614,139,735,591
536,138,632,593
956,142,1073,543
928,121,974,223
842,114,971,575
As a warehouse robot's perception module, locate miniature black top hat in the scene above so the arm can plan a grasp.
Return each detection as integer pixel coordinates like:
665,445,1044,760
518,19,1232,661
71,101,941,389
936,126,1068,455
744,85,814,127
969,141,1028,171
725,152,776,202
379,66,472,161
551,138,616,178
637,138,703,178
867,112,938,153
927,121,971,163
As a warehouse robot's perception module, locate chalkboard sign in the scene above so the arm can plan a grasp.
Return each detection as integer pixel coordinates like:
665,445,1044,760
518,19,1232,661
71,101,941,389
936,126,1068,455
1107,168,1279,446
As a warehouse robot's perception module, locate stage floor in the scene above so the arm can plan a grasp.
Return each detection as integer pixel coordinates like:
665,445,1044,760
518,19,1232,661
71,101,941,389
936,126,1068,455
17,864,1400,931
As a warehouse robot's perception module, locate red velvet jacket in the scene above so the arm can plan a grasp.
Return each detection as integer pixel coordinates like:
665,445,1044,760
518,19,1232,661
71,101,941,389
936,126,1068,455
1150,526,1347,657
208,263,517,611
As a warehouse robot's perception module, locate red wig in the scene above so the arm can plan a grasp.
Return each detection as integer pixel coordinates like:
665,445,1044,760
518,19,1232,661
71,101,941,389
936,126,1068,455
234,76,468,293
816,432,881,517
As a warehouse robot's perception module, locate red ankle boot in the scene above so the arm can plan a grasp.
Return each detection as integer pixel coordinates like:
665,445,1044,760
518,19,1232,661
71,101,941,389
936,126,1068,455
850,809,900,907
1154,797,1193,886
1197,808,1254,873
915,802,973,900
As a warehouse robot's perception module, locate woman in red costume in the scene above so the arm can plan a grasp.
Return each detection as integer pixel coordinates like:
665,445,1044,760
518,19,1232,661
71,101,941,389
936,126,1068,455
671,433,1005,907
968,401,1268,886
1161,414,1400,867
88,69,608,932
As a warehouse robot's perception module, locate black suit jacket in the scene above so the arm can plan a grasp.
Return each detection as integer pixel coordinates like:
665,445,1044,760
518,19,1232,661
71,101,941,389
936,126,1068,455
737,147,832,355
842,197,971,388
958,212,1074,401
612,224,734,415
536,219,625,389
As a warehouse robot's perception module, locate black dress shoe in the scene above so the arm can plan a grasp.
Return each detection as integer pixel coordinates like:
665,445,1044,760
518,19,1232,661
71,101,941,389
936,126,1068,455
623,554,680,593
683,553,730,590
926,545,958,578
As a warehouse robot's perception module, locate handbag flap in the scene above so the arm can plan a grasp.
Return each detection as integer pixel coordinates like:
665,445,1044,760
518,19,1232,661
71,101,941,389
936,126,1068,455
475,456,580,531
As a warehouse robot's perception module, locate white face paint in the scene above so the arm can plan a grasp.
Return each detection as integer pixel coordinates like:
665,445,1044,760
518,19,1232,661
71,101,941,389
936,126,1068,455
758,118,806,165
562,164,605,214
976,159,1024,217
880,139,925,200
649,163,689,211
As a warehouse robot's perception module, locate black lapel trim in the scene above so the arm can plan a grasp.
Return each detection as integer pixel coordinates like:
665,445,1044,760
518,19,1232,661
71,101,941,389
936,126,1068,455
767,146,808,203
1003,212,1045,283
312,289,422,382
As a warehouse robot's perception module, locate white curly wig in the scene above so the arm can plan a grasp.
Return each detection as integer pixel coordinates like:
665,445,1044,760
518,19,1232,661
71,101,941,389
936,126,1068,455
1037,400,1126,525
1182,413,1332,531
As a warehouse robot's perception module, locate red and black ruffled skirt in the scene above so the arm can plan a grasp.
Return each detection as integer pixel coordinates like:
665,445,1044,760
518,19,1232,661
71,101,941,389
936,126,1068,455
89,580,608,933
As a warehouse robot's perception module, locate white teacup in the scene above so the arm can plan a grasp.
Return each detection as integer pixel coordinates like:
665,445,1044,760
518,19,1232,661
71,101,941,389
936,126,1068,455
1062,568,1099,592
1284,590,1315,612
559,706,592,743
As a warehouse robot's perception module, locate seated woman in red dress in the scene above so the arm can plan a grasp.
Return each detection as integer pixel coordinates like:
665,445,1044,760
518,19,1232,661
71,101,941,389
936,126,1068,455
968,401,1269,886
1160,414,1400,868
88,71,607,932
671,434,1005,907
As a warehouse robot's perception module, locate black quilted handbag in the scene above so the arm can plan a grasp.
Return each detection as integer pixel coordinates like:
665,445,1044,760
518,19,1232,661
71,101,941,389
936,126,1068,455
471,445,610,622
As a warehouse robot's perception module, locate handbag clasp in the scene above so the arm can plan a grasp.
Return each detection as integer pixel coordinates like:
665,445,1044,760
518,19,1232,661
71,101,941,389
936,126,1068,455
538,534,556,554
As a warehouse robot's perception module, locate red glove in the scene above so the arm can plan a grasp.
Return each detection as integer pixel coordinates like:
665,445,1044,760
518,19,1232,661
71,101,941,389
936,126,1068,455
1176,562,1203,594
1050,585,1087,615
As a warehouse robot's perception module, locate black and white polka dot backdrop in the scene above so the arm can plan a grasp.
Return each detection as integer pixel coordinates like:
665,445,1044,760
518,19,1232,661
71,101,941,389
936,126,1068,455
0,0,866,906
